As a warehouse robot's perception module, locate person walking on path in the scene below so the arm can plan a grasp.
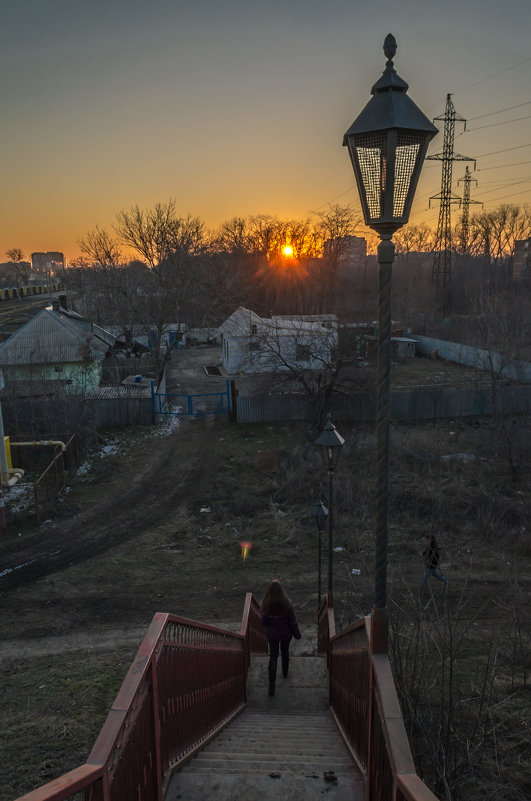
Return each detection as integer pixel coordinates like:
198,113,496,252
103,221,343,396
422,534,448,587
260,579,301,697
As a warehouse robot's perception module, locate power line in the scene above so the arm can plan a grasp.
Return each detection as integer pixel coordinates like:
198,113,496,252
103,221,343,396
453,56,531,96
480,187,531,204
475,176,531,197
460,113,531,133
468,100,531,121
476,142,531,158
477,160,531,171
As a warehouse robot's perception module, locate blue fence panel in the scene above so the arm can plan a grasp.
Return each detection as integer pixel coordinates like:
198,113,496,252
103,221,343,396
151,381,231,417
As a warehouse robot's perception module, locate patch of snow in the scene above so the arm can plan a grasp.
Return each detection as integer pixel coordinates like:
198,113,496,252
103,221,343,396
100,443,120,458
4,483,34,514
441,453,476,462
0,557,37,578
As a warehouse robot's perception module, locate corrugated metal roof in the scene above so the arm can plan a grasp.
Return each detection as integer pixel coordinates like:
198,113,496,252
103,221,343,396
85,385,151,399
0,308,114,366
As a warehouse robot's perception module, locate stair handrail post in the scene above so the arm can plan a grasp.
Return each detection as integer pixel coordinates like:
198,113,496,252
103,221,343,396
151,653,164,801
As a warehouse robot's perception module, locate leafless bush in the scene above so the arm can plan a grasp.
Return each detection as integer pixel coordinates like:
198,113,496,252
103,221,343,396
386,568,529,801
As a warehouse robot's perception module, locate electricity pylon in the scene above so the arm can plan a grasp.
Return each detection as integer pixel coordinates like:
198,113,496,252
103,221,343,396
457,166,483,253
427,94,475,289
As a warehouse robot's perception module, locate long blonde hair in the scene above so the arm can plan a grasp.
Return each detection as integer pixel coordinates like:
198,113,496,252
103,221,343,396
261,579,291,617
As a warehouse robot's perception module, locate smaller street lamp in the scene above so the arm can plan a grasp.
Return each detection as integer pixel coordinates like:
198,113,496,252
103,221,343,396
315,416,345,598
311,500,328,606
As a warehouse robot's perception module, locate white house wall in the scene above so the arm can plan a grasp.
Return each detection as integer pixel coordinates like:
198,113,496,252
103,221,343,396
3,360,103,394
221,331,337,374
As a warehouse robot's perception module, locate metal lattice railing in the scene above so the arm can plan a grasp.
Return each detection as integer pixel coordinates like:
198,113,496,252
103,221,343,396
318,595,441,801
15,594,267,801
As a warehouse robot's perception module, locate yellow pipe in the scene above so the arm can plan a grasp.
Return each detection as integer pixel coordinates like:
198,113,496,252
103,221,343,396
7,469,24,486
11,440,67,452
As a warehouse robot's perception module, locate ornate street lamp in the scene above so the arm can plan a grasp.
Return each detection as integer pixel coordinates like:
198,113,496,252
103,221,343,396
343,34,437,239
315,416,344,598
311,500,328,606
343,35,437,647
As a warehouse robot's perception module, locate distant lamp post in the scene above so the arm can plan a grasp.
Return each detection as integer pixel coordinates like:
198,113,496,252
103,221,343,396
311,500,328,605
343,34,437,646
314,416,344,598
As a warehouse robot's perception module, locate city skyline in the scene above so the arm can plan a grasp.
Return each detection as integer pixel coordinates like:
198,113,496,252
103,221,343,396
1,0,530,261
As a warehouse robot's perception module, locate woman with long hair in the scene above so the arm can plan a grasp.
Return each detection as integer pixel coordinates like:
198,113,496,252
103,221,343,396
260,579,301,697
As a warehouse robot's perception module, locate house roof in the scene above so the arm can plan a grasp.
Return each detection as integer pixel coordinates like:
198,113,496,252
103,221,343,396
0,307,116,366
218,308,338,340
217,307,263,337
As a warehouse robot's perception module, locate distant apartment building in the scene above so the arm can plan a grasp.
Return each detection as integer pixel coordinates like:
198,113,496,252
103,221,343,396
513,239,530,279
323,235,367,265
31,251,65,274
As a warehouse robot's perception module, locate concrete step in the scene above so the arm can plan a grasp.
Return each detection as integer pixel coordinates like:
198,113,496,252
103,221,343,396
166,771,363,800
245,656,330,712
189,757,354,771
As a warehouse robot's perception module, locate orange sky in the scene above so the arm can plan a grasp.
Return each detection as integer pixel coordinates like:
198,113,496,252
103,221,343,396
1,0,530,262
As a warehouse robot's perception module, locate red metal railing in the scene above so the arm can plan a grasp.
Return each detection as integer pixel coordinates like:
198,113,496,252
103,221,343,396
317,592,336,665
318,595,440,801
240,592,268,671
16,594,267,801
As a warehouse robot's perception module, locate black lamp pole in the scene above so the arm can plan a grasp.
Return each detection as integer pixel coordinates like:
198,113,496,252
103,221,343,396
311,500,328,606
343,34,437,647
315,416,344,599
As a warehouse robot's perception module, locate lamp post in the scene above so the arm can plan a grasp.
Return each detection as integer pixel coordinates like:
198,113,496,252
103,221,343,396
343,34,437,648
311,500,328,606
314,416,344,599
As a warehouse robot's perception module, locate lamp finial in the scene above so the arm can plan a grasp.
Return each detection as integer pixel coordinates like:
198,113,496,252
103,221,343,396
383,34,397,63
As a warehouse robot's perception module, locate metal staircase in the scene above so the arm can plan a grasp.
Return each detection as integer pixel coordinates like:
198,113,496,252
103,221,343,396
14,594,440,801
167,655,364,800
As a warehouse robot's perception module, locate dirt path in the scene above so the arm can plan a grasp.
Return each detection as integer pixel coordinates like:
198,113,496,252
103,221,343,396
0,416,222,594
0,627,149,659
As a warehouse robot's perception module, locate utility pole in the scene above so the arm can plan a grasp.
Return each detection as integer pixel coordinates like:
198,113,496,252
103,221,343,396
457,165,483,253
428,94,475,294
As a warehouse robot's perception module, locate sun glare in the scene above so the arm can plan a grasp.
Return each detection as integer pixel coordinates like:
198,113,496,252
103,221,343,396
282,245,293,256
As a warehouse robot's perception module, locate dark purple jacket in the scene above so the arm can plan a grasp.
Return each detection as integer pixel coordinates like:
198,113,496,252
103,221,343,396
260,605,301,641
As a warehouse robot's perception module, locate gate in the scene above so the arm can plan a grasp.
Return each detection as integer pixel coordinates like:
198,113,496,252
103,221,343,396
151,380,231,417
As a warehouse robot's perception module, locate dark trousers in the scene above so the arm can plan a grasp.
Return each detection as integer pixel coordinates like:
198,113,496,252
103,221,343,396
268,637,291,682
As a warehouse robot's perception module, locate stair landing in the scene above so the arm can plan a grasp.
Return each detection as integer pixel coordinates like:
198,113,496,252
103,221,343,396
165,656,364,801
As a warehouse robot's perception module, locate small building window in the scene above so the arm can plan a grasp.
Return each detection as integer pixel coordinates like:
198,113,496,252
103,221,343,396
251,324,257,335
296,344,311,362
249,341,260,352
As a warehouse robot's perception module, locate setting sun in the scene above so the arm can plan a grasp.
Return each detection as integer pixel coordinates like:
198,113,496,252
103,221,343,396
282,245,293,256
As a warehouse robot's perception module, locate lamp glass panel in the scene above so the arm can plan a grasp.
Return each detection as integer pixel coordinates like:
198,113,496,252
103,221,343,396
393,131,423,217
354,132,387,219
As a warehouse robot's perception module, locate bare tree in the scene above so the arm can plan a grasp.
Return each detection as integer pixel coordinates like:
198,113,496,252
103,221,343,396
469,205,531,267
394,223,434,256
114,201,205,274
78,226,123,269
5,248,31,285
113,201,206,364
313,204,364,311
